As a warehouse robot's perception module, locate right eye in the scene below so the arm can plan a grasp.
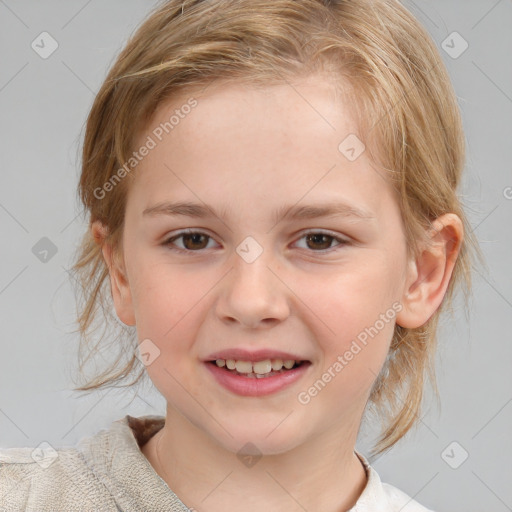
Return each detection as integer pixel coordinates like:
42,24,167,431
163,230,219,253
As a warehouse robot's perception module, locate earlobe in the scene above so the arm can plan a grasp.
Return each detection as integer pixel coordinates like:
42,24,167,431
91,221,136,326
396,213,463,329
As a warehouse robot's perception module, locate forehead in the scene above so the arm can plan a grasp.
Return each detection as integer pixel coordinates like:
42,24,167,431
128,76,395,222
138,73,364,153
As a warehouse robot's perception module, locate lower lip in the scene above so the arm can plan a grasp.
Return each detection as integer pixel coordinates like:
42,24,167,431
204,361,311,397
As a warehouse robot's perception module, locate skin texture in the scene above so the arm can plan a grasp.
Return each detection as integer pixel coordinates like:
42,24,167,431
92,75,463,512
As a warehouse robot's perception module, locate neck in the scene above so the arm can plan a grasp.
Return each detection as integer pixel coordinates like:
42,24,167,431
142,409,368,512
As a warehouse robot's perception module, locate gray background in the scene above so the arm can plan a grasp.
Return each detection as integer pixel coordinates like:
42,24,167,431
0,1,511,511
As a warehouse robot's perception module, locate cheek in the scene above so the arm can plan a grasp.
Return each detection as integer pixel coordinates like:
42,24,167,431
130,264,208,399
129,258,200,330
128,261,209,382
294,260,400,397
301,260,400,340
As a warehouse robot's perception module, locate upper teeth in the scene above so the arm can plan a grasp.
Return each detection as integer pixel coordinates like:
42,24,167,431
215,358,297,374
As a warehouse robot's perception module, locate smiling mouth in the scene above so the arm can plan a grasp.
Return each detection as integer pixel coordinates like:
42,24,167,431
207,359,310,379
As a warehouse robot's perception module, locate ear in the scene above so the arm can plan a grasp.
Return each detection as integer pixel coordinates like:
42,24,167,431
396,213,463,329
91,220,136,326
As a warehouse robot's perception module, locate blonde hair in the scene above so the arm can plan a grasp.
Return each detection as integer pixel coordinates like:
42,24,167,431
70,0,482,455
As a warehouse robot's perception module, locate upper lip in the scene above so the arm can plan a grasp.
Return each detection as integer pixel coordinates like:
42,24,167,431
204,348,309,363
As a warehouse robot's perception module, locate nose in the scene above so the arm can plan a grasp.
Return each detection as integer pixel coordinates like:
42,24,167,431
214,247,291,329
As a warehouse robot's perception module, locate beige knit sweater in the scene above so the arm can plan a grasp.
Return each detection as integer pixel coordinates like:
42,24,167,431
0,415,433,511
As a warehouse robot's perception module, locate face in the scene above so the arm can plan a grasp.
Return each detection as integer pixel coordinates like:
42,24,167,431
104,75,418,455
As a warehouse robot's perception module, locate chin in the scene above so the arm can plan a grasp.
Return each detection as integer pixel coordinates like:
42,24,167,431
208,421,306,457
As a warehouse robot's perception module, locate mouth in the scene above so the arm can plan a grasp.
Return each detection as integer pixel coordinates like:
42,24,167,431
207,358,310,379
204,356,313,397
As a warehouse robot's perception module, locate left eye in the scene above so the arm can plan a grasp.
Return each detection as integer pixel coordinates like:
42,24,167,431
164,230,347,253
294,232,347,251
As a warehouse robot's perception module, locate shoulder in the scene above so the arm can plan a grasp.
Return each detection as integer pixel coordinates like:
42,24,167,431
0,414,176,512
0,442,117,511
351,452,436,512
380,482,435,512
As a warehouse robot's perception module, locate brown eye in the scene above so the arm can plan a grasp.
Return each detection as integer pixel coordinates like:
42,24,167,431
181,233,210,250
305,233,334,250
164,231,216,252
295,231,348,252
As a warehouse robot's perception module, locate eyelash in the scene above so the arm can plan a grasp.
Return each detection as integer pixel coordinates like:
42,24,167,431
162,229,350,254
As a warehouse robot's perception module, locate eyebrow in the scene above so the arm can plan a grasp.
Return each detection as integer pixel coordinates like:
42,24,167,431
142,201,375,224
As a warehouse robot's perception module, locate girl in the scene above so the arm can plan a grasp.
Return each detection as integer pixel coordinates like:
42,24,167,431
1,0,479,510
